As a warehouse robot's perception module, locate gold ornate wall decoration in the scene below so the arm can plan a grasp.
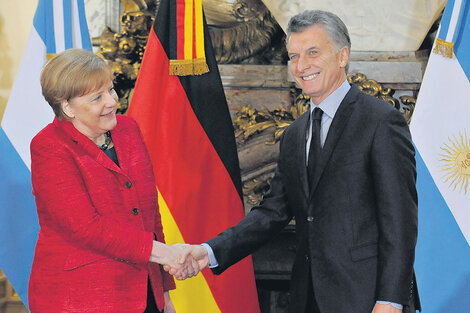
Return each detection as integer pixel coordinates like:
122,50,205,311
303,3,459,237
208,0,287,64
347,73,416,123
233,90,309,145
347,73,399,109
243,177,273,205
400,95,416,124
92,0,156,113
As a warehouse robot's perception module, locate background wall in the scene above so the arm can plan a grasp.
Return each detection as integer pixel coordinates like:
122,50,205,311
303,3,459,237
0,1,38,123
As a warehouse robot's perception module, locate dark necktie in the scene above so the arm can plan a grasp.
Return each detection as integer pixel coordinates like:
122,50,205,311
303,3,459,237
307,107,323,186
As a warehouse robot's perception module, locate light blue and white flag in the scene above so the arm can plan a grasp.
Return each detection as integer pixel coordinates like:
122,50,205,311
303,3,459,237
411,0,470,311
0,0,91,307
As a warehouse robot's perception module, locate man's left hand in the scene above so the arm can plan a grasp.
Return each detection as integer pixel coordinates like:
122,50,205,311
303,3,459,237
372,303,402,313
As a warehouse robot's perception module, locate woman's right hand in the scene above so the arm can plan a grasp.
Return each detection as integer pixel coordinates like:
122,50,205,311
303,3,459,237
149,241,199,279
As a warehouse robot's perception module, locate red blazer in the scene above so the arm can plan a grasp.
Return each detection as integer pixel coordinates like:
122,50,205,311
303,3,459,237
28,115,175,313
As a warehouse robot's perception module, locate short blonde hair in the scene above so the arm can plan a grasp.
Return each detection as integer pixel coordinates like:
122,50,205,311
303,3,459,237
41,48,114,119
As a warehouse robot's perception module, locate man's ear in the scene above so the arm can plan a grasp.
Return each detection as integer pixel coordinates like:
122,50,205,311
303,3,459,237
338,46,349,68
61,99,74,119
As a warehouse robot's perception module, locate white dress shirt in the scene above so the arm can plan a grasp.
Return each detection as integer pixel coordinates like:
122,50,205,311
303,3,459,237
305,79,350,162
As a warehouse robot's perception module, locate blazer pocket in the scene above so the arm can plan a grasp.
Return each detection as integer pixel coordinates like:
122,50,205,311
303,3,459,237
349,242,378,262
63,249,107,271
332,152,366,168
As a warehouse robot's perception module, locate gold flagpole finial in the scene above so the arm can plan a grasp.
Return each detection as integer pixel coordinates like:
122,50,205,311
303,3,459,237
433,38,454,58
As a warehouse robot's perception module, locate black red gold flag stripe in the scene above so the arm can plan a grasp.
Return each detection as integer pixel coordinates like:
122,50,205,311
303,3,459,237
168,0,209,75
127,0,260,311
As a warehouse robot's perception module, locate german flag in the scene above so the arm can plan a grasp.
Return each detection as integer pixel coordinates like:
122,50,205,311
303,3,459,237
127,0,260,311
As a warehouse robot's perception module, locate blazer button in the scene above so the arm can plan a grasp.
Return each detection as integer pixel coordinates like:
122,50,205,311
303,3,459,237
132,208,139,215
305,255,310,262
307,216,314,222
125,181,132,188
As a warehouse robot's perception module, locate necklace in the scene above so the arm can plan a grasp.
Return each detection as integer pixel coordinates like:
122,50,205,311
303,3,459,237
98,131,112,150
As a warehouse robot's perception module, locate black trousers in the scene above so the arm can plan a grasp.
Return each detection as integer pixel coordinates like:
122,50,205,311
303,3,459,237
144,278,163,313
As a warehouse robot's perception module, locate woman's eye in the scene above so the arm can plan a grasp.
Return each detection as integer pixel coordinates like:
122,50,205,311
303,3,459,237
93,95,101,101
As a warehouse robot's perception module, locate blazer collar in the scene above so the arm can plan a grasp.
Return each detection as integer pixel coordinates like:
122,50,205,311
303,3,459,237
53,117,125,174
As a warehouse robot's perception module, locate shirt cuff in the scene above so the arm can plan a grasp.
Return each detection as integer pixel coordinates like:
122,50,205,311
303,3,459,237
201,243,219,268
376,301,403,310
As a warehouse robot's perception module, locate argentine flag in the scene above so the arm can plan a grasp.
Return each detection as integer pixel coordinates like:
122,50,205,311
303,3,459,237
0,0,91,307
411,0,470,311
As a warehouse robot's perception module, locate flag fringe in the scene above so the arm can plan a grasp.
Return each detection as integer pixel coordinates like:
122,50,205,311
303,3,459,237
433,38,454,58
169,58,209,76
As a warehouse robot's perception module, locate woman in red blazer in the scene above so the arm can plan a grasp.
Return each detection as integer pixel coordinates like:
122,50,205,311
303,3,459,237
28,49,196,312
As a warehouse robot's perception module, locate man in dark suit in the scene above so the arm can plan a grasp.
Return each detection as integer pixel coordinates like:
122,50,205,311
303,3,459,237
173,10,420,313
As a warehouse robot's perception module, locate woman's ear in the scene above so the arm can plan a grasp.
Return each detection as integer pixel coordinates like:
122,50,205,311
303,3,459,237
61,99,74,119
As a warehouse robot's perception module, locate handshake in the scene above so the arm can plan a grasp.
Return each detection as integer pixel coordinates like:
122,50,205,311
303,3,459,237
149,241,210,280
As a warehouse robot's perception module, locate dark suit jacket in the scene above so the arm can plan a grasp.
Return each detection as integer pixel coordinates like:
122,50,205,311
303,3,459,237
207,85,420,313
29,115,174,313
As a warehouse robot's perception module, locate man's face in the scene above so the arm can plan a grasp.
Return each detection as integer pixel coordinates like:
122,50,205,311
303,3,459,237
287,24,349,104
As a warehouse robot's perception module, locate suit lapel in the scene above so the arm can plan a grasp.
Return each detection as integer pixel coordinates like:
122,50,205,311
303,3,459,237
308,86,359,198
295,112,311,200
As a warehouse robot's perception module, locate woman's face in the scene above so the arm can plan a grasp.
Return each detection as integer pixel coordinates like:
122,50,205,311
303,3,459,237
63,80,118,140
